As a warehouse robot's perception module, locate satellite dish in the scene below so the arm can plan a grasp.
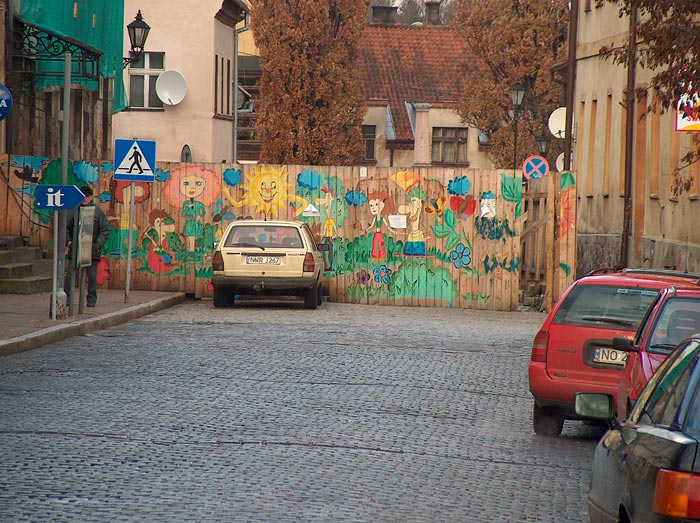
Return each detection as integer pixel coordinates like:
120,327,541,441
556,152,565,172
155,70,187,105
548,107,568,139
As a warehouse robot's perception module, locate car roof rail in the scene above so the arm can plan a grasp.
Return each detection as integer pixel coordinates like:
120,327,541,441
622,268,700,284
586,266,625,276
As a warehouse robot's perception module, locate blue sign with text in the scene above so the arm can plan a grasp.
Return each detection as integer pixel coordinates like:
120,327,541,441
0,84,13,121
35,185,85,210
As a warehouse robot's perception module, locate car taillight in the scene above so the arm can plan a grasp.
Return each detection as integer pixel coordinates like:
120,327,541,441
654,469,700,519
303,253,315,272
531,330,549,363
212,251,224,271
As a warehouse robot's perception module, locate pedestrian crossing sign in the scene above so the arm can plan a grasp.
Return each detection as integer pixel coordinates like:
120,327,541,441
114,139,156,182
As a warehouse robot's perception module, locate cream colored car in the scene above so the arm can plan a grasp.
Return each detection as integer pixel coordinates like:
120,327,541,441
211,220,328,309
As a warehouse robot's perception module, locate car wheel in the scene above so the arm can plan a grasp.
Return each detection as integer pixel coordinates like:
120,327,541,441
533,403,564,437
316,283,323,306
213,286,233,308
304,284,318,310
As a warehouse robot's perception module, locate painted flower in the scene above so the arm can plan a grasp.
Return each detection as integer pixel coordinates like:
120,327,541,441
373,265,392,285
450,243,472,269
356,269,370,288
424,196,447,217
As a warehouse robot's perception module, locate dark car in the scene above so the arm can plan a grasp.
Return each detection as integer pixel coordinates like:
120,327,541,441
528,268,700,437
575,337,700,522
613,284,700,419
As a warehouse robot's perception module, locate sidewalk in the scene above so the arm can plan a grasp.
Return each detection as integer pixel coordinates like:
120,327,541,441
0,289,187,357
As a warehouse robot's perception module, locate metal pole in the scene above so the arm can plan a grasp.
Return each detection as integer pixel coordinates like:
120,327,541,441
54,52,71,319
68,207,78,316
233,14,249,164
513,111,518,179
564,0,579,171
619,5,638,269
124,181,136,303
51,210,58,320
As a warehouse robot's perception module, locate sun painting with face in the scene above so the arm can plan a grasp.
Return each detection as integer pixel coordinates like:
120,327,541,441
223,164,307,219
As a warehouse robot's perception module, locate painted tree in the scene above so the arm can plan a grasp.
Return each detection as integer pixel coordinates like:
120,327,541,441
250,0,369,165
452,0,569,169
602,0,700,195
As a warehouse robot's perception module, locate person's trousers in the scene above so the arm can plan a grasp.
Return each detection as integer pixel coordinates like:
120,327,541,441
64,260,99,305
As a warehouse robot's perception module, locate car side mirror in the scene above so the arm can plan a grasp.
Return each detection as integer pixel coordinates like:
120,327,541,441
317,243,329,252
213,241,219,249
612,336,638,352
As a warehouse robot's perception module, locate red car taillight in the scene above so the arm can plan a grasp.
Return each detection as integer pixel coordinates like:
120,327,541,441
212,251,224,271
654,469,700,519
531,330,549,363
303,253,315,272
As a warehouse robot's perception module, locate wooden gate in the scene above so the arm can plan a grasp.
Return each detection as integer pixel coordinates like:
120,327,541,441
520,171,577,311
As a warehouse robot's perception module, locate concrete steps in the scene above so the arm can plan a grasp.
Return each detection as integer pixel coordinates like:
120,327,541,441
0,236,53,294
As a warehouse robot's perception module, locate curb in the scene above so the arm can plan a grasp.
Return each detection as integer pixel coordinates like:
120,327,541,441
0,293,187,358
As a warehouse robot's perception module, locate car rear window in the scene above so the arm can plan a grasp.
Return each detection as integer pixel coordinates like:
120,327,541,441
551,284,659,330
224,225,303,248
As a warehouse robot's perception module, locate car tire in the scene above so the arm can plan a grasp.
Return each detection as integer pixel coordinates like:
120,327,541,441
213,286,234,308
304,284,318,310
533,403,564,437
316,283,323,306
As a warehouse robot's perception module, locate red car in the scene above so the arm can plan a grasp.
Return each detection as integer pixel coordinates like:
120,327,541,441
528,268,700,436
613,284,700,420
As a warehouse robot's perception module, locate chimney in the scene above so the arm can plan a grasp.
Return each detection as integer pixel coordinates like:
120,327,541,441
371,5,399,25
425,0,441,25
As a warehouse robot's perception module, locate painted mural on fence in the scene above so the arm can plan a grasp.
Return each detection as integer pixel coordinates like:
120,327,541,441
3,156,523,307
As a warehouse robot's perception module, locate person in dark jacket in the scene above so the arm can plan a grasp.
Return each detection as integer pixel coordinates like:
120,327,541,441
64,185,110,307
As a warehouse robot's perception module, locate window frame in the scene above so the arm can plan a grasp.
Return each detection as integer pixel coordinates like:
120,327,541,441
431,127,469,166
128,51,165,110
362,125,376,162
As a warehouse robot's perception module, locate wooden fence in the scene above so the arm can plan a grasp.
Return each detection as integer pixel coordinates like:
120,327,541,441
0,155,576,311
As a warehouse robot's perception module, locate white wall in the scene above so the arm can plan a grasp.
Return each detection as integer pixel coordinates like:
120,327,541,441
114,1,232,163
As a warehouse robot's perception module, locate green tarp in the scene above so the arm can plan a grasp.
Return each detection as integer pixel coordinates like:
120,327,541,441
18,0,127,111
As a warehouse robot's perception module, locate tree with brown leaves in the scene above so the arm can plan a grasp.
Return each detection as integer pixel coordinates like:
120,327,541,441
453,0,569,170
250,0,369,165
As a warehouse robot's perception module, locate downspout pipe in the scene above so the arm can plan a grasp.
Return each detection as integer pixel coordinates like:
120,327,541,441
233,12,249,164
563,0,578,171
620,5,638,268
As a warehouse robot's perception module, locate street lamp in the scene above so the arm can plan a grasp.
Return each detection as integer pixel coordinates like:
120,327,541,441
123,11,151,68
536,132,551,158
509,82,526,178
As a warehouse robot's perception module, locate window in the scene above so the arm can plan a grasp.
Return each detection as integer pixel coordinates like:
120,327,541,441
128,52,164,109
633,340,700,428
551,284,659,331
362,125,376,161
431,127,469,165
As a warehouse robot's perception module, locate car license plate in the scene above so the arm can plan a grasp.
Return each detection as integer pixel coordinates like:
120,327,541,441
246,256,281,265
593,347,628,365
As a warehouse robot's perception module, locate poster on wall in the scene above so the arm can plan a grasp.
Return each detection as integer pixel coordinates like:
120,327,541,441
676,81,700,132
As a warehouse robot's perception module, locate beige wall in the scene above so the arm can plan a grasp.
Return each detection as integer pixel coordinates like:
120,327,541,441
574,1,700,274
115,1,239,163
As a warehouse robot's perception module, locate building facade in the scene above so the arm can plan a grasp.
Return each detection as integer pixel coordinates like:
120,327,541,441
573,1,700,275
114,0,250,164
357,7,492,170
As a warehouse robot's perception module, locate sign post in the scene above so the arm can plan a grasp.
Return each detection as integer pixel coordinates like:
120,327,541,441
35,184,86,320
114,139,156,303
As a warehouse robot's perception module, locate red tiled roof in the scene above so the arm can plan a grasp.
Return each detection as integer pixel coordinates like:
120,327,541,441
358,25,469,143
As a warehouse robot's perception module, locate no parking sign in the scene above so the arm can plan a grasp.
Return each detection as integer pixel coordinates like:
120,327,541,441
522,155,549,180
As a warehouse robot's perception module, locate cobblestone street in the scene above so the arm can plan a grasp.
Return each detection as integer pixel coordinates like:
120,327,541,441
0,300,603,522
